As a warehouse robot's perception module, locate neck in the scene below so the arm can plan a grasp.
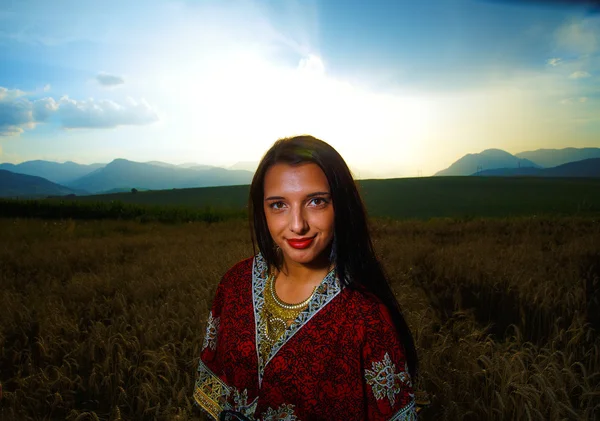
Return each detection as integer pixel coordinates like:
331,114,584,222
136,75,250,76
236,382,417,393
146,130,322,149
279,254,332,286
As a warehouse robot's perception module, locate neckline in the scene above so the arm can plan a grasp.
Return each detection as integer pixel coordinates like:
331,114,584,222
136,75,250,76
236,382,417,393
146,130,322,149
252,253,343,387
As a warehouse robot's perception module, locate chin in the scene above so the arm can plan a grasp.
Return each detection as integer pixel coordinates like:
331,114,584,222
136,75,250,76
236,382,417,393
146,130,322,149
285,248,326,265
286,251,315,263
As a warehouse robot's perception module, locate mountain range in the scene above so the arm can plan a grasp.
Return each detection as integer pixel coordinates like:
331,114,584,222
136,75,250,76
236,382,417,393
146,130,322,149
0,170,83,198
515,148,600,168
435,149,540,176
67,159,253,193
1,147,599,198
434,147,600,176
473,158,600,177
0,160,104,185
0,158,254,198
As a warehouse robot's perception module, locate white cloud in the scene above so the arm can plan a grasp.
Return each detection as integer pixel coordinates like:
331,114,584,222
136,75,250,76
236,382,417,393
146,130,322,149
96,73,125,87
0,87,26,101
0,86,159,136
298,54,325,76
546,57,563,66
58,96,158,128
569,70,591,79
0,88,51,136
33,97,59,120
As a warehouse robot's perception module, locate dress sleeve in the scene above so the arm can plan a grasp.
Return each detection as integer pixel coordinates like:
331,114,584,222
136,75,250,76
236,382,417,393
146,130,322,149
193,280,230,420
362,302,418,421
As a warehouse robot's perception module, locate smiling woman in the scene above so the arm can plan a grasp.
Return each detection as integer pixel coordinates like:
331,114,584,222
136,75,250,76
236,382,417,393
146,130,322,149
192,135,420,420
263,162,335,272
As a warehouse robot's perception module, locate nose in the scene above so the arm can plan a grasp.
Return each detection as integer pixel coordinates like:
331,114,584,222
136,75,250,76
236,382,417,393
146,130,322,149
290,205,309,235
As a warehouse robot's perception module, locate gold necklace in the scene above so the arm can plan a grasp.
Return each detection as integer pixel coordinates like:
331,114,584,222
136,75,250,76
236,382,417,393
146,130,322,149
260,272,318,361
269,273,318,312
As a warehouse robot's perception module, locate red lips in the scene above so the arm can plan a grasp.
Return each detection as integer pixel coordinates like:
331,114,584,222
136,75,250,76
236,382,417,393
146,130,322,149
286,236,315,249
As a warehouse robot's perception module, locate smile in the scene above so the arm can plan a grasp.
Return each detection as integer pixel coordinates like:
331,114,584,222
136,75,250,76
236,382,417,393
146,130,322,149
286,236,316,249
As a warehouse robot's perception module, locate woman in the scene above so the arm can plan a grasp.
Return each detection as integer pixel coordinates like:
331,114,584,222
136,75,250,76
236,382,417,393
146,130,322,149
194,135,418,420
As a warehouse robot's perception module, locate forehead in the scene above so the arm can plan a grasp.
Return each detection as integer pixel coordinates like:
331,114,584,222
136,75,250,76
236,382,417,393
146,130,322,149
263,162,330,195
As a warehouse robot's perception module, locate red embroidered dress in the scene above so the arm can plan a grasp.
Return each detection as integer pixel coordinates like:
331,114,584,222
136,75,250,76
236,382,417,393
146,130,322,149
194,253,417,420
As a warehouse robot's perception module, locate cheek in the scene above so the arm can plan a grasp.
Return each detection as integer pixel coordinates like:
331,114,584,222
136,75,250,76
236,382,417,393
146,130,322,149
319,209,335,232
264,211,283,233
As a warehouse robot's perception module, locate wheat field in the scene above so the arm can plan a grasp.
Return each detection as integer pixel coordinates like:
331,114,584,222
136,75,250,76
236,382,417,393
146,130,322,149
0,216,598,420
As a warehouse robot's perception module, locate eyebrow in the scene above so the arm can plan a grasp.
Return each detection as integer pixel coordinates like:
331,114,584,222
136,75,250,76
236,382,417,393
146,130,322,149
264,191,331,201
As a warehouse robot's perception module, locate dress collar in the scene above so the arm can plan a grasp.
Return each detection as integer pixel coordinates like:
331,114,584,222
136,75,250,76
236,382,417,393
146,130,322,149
251,252,343,387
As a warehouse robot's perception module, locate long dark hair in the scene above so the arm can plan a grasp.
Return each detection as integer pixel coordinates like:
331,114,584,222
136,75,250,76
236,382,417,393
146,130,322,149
248,135,418,379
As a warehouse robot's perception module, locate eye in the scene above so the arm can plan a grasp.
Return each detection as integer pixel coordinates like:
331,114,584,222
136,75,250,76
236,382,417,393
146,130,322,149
309,197,328,207
269,201,285,210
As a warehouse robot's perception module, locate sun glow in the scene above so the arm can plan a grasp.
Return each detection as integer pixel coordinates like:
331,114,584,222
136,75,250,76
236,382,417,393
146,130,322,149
158,47,436,172
110,2,440,174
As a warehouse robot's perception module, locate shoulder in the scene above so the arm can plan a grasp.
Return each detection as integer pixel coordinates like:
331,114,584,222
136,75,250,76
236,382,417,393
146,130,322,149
219,256,254,287
344,286,395,324
342,286,398,338
223,255,254,277
210,256,255,306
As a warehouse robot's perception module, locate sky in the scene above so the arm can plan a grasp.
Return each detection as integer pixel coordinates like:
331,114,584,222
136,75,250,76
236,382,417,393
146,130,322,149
0,0,599,177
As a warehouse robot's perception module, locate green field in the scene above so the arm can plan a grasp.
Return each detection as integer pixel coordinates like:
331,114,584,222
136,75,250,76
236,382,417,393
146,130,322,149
62,176,600,219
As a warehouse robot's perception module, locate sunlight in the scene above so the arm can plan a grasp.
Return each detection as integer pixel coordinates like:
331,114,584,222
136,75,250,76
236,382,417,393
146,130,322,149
160,44,436,172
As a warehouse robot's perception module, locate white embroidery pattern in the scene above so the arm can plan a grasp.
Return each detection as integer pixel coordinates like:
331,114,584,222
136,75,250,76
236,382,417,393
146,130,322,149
365,353,412,407
202,311,220,351
262,403,299,421
233,389,259,417
390,401,418,421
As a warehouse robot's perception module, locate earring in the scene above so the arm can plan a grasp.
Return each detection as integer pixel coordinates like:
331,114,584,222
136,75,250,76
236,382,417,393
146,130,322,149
273,243,282,260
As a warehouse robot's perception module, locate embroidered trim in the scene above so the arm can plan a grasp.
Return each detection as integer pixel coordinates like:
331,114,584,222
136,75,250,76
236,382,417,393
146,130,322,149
233,389,259,417
202,311,220,351
194,359,232,419
194,360,258,419
389,400,418,421
365,353,413,407
261,403,299,421
252,253,342,387
252,254,268,387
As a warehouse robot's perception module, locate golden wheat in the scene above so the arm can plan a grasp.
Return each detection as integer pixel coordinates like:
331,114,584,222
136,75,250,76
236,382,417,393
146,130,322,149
0,216,598,420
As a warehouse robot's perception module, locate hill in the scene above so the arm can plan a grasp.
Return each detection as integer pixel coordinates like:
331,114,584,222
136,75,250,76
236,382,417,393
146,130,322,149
63,176,600,219
474,158,600,177
0,170,85,198
228,161,259,172
67,159,254,193
144,161,218,170
0,160,104,185
435,149,539,176
515,147,600,168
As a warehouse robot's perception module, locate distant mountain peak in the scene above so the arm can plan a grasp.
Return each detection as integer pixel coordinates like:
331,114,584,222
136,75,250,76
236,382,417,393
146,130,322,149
435,149,539,176
0,169,86,197
480,148,513,157
69,158,254,193
515,147,600,168
0,159,106,185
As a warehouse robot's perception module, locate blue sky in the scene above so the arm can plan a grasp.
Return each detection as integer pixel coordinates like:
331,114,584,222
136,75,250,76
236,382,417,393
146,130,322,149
1,0,599,176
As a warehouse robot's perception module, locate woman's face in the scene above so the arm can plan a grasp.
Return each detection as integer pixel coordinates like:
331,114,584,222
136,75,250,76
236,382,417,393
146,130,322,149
263,162,335,268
